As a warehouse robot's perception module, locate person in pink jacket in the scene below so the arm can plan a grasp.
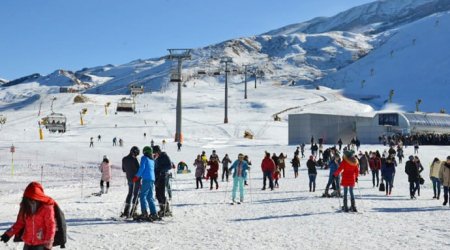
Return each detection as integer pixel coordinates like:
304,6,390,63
99,156,112,194
1,182,56,250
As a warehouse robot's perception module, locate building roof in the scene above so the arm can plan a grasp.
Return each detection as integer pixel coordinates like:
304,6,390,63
403,112,450,128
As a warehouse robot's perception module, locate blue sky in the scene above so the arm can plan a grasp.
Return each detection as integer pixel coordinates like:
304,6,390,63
0,0,373,80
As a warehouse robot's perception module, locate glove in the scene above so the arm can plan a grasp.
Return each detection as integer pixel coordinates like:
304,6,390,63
132,176,140,183
355,177,358,183
1,233,10,243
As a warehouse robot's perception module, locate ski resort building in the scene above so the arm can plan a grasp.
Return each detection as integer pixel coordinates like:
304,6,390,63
289,112,450,145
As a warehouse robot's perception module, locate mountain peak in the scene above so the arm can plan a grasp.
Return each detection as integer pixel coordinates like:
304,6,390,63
264,0,450,36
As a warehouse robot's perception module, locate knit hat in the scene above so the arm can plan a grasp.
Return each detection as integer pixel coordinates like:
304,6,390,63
344,150,355,158
143,146,153,155
23,182,55,205
409,155,414,160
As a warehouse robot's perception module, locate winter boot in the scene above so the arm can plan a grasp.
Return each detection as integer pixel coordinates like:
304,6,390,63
158,204,165,217
100,186,105,194
342,198,349,212
350,199,357,212
135,211,149,221
150,213,161,221
443,196,448,206
164,202,172,216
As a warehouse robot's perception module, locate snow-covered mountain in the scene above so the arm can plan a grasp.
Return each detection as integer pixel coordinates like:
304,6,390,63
265,0,450,35
0,78,7,85
3,0,450,112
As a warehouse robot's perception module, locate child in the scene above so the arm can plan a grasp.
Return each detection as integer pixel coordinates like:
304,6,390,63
273,168,281,188
194,155,205,189
99,156,112,194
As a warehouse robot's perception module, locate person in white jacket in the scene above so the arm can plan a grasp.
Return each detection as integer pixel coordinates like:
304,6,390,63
99,156,112,194
439,156,450,206
429,157,442,199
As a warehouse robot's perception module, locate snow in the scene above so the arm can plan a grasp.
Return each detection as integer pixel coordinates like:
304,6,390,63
1,78,449,249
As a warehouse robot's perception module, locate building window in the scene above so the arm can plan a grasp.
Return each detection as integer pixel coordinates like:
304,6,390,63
379,113,399,126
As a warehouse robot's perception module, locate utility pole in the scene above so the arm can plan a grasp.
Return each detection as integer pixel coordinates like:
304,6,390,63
243,64,249,99
221,57,233,124
167,49,192,143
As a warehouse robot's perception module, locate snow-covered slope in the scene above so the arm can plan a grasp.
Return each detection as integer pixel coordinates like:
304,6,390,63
318,11,450,112
0,78,7,85
0,78,449,249
265,0,450,35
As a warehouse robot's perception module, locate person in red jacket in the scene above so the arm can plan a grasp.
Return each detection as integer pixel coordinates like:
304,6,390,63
207,158,219,190
369,152,382,187
1,182,56,250
261,151,276,190
334,150,360,212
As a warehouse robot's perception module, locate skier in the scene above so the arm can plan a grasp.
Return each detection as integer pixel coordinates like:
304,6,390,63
278,153,287,178
229,153,249,204
177,141,182,151
121,146,140,218
221,154,232,182
132,146,159,221
291,154,300,178
1,182,56,249
113,137,117,147
381,154,396,196
430,158,442,199
306,156,317,192
439,156,450,206
89,137,94,147
194,155,205,189
207,157,219,190
97,134,101,142
153,145,173,217
119,138,123,147
334,150,359,212
369,152,382,187
323,148,341,197
337,138,343,151
99,156,112,194
261,151,275,190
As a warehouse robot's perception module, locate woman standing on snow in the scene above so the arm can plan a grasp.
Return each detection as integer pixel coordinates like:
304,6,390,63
334,150,359,212
1,182,56,250
207,157,219,190
306,156,317,192
229,154,249,204
99,156,112,194
382,155,396,196
430,157,442,199
278,153,287,178
439,156,450,206
194,155,205,189
414,156,424,196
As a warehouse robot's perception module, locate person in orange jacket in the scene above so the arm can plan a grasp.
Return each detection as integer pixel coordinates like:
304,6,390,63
1,182,56,249
334,150,360,212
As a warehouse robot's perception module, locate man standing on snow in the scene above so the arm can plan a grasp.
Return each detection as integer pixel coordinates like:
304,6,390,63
153,145,173,217
261,152,275,191
121,146,140,218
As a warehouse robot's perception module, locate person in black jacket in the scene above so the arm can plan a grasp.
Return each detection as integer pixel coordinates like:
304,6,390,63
307,156,317,192
153,145,173,217
405,155,423,199
122,146,140,217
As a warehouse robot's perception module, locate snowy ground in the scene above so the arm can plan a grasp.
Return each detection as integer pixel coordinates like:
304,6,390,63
1,80,449,249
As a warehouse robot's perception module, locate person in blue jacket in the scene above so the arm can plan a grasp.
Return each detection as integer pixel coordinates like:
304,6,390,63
132,146,159,221
381,154,397,196
323,148,341,197
229,153,249,204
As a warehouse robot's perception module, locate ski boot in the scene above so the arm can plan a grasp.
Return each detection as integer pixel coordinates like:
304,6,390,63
134,212,149,222
350,199,358,212
150,214,161,221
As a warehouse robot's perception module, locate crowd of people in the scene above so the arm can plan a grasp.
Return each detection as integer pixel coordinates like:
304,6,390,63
379,133,450,146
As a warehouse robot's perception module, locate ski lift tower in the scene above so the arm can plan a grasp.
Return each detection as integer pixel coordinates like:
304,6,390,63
220,57,233,124
167,49,192,143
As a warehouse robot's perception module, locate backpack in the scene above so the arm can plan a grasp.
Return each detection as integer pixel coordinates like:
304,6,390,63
14,203,67,248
